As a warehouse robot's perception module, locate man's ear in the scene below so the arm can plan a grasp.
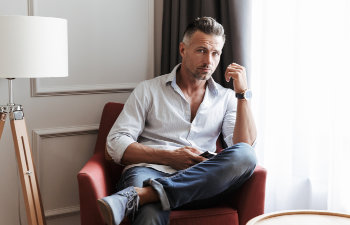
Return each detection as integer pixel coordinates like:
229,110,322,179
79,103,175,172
179,42,186,58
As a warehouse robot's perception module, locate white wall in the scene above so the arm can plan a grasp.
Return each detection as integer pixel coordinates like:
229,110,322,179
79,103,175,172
0,0,163,224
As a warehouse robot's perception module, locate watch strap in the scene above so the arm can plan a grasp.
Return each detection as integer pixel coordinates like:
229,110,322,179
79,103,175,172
235,89,252,99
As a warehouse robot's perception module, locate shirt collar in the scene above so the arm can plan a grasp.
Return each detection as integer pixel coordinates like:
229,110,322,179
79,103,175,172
165,64,219,96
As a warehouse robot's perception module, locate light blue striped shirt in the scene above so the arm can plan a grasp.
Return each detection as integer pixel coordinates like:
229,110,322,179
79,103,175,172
107,64,237,174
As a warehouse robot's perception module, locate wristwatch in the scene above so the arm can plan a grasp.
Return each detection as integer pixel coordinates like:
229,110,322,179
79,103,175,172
235,89,252,100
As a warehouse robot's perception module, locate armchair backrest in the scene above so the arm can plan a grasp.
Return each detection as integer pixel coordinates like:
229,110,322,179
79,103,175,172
94,102,124,155
94,102,124,193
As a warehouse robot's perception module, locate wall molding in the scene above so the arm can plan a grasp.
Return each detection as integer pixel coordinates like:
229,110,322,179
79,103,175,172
32,124,99,218
45,205,80,219
28,0,154,97
32,124,99,168
30,81,137,97
32,124,99,139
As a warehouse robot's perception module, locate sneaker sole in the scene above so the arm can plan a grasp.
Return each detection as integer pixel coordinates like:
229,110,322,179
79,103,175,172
97,199,115,225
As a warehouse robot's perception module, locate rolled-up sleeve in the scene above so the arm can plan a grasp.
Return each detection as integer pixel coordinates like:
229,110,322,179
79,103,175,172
106,81,150,164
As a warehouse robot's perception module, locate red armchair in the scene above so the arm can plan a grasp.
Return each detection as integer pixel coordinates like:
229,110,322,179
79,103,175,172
78,102,267,225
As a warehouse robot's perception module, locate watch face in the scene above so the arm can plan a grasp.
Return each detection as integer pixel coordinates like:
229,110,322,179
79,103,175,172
244,90,252,99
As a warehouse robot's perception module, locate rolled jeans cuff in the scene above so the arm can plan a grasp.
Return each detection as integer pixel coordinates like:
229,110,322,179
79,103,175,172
143,178,171,210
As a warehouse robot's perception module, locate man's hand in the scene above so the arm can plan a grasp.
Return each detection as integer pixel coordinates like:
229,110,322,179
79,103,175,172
224,63,248,93
166,146,207,170
121,143,207,169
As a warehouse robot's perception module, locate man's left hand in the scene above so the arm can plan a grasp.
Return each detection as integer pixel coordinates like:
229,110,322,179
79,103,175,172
224,63,248,93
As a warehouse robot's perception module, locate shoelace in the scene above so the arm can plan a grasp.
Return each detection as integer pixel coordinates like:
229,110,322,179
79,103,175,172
121,189,140,221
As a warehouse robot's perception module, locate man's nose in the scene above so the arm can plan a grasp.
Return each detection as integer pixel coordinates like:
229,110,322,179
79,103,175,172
203,53,213,65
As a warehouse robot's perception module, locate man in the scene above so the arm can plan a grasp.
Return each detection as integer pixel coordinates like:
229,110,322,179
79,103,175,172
98,17,257,225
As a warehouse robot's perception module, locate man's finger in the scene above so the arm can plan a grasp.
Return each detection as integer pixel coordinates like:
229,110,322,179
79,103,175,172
229,62,244,68
192,154,207,163
225,71,240,82
186,147,202,154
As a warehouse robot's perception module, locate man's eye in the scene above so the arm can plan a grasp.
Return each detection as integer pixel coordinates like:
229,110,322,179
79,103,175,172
197,49,206,53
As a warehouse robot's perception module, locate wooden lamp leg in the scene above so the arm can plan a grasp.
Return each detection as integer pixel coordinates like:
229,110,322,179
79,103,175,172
10,113,46,225
0,112,6,140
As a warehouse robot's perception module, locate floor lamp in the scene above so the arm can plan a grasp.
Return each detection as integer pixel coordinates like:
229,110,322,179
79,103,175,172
0,16,68,225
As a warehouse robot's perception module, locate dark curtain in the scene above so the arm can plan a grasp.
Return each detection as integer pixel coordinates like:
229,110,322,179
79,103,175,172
161,0,252,89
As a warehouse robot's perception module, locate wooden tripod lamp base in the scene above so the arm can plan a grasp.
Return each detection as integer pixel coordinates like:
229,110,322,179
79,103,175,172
0,107,46,225
0,111,5,139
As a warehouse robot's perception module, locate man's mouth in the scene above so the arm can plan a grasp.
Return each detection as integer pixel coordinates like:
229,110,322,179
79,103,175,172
198,67,211,72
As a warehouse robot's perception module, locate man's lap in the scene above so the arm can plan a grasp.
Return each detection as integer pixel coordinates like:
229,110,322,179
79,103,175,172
117,143,255,193
117,143,255,211
116,166,221,211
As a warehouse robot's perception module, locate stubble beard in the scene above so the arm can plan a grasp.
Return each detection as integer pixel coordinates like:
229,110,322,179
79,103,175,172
192,68,213,81
182,60,214,81
193,72,210,80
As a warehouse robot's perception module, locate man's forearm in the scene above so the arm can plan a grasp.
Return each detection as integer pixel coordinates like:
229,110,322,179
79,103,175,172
224,62,256,145
121,142,171,166
233,99,257,145
121,142,206,170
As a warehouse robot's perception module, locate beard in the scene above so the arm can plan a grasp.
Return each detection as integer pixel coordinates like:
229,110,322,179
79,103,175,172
192,66,213,80
192,71,211,80
181,58,216,81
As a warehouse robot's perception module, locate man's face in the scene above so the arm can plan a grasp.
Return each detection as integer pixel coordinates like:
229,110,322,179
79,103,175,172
180,31,224,81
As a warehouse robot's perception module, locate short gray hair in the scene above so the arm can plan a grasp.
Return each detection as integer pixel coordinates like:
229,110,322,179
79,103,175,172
182,17,225,45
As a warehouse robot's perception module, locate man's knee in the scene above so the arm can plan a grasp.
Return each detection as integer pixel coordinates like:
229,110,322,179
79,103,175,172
238,142,256,169
225,142,257,174
134,203,170,225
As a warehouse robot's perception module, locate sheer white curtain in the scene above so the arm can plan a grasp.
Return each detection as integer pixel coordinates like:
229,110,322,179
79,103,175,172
251,0,350,213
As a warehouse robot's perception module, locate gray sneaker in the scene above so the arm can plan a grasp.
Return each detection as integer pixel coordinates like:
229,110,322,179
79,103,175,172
97,186,140,225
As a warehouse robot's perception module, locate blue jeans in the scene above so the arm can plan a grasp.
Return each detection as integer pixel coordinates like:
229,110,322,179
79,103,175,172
116,142,256,225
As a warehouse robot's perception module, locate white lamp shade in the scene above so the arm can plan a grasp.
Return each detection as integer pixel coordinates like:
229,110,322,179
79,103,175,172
0,16,68,78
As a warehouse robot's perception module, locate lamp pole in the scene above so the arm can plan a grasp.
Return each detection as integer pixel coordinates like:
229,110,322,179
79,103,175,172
8,78,14,106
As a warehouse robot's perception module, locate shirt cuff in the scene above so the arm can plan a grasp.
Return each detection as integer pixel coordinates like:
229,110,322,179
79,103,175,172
106,135,136,164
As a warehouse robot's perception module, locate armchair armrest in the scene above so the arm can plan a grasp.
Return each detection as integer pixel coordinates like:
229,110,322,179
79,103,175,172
77,152,110,225
230,165,267,225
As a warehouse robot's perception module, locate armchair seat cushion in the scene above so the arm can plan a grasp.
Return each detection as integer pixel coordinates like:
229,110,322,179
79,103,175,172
170,207,238,225
119,206,238,225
